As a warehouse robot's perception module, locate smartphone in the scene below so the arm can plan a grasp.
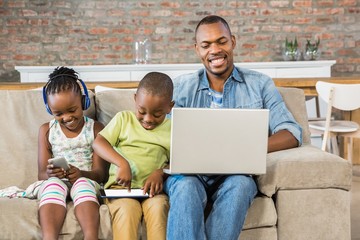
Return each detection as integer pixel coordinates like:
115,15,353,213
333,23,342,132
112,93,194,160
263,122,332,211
48,157,70,170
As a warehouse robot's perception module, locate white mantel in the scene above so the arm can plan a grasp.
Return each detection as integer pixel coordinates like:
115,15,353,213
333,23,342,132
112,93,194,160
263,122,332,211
15,60,336,82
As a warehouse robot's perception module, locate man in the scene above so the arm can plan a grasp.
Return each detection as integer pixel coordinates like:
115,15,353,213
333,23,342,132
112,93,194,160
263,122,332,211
163,15,302,240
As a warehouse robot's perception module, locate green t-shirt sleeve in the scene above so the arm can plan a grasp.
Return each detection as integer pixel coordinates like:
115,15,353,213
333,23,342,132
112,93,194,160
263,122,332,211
99,112,124,146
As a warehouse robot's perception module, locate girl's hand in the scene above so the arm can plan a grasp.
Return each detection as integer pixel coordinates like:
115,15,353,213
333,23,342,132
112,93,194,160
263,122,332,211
67,164,82,184
116,162,132,191
143,169,164,197
46,164,66,179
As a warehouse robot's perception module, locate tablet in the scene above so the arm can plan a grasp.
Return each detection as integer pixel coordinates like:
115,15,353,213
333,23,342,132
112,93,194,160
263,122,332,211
100,188,149,198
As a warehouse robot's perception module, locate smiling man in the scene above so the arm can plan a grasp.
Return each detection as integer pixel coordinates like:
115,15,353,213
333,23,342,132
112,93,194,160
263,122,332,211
163,15,302,240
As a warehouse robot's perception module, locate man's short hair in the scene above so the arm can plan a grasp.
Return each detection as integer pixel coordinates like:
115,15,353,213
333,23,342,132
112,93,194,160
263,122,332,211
195,15,232,39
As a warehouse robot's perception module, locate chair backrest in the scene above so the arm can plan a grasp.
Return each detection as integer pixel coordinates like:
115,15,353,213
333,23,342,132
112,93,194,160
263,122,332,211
316,81,360,111
316,81,360,151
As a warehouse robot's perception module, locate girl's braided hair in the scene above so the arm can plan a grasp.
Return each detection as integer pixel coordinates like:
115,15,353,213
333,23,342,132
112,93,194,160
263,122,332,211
45,66,82,96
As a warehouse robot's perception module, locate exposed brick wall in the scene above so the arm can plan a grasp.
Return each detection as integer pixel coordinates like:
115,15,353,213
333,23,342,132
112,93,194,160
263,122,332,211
0,0,359,82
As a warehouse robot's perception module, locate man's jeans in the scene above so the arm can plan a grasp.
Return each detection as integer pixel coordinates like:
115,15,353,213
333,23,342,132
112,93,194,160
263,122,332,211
164,174,258,240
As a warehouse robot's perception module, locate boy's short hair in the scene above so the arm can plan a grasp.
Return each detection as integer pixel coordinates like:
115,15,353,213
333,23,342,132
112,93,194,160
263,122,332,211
137,72,173,100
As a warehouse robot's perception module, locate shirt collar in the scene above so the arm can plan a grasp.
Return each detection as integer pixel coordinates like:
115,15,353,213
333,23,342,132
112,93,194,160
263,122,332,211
198,66,244,91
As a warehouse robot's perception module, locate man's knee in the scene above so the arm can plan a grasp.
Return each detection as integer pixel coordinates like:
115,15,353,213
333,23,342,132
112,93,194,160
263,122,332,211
222,175,257,198
167,175,205,193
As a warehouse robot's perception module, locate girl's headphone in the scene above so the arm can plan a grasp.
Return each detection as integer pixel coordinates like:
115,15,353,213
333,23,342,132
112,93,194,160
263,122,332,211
42,74,91,115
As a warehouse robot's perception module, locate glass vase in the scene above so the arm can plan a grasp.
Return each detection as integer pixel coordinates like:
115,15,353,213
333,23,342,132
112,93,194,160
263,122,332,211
304,49,320,61
282,49,301,61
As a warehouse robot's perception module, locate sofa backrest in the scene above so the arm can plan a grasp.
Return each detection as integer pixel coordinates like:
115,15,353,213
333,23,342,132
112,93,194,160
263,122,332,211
0,90,95,189
0,86,309,189
277,87,311,144
94,86,311,144
94,87,137,126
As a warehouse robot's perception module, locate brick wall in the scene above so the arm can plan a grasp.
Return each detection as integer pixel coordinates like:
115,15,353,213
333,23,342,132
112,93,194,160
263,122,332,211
0,0,359,82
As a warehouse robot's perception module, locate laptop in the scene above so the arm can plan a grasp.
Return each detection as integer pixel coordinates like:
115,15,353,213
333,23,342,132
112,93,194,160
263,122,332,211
164,108,269,175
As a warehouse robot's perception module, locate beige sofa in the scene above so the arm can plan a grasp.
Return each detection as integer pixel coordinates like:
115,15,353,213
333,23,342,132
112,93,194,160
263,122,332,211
0,86,352,240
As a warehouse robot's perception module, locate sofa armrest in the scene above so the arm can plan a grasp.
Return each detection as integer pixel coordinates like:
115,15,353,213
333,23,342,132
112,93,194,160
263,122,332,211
256,144,352,197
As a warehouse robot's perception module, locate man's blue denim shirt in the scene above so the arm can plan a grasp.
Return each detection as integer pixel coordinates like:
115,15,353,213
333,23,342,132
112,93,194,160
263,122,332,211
172,66,303,145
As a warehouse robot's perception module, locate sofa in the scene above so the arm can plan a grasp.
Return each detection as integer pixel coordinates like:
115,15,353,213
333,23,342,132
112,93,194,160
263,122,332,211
0,85,352,240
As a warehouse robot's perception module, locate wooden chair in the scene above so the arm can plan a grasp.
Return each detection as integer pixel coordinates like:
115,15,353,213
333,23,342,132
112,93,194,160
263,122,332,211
309,81,360,162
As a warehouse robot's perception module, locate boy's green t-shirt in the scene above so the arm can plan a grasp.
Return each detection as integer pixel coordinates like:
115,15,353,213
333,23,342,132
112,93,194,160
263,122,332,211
99,111,171,189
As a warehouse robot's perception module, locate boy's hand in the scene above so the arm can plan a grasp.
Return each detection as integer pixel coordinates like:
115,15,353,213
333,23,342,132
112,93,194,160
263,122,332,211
116,162,132,191
143,169,164,197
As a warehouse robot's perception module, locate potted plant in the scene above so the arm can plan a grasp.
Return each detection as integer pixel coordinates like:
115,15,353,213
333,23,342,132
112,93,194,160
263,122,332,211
304,38,320,60
282,37,300,61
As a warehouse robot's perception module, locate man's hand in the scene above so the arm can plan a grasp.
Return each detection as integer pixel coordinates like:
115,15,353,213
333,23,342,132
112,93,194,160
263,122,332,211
143,169,164,197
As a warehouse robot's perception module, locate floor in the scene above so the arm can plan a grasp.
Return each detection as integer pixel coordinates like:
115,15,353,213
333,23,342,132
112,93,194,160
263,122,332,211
352,165,360,240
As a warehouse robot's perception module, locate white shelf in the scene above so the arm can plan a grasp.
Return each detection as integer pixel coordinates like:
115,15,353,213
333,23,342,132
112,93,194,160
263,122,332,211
15,60,335,82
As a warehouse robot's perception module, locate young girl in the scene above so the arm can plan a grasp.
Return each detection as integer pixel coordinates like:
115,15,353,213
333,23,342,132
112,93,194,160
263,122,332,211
37,66,107,240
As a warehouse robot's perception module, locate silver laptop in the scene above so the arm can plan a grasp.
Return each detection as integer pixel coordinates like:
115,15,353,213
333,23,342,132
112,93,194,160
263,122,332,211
164,108,269,175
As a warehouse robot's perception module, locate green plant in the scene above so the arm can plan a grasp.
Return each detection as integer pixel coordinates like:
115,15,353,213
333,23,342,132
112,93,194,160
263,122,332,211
285,37,298,52
305,38,320,52
305,38,320,60
283,37,299,61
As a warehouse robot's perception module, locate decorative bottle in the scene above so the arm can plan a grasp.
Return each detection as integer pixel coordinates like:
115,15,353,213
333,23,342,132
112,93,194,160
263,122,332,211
133,29,152,64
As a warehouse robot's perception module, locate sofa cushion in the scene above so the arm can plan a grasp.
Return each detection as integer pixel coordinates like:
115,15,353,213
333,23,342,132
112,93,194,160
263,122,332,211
95,87,136,126
239,226,277,240
243,196,277,230
256,145,352,197
0,90,95,189
276,188,350,240
0,198,112,239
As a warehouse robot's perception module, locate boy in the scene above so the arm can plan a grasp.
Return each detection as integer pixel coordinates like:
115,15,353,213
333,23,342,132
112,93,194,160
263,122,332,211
92,72,174,240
